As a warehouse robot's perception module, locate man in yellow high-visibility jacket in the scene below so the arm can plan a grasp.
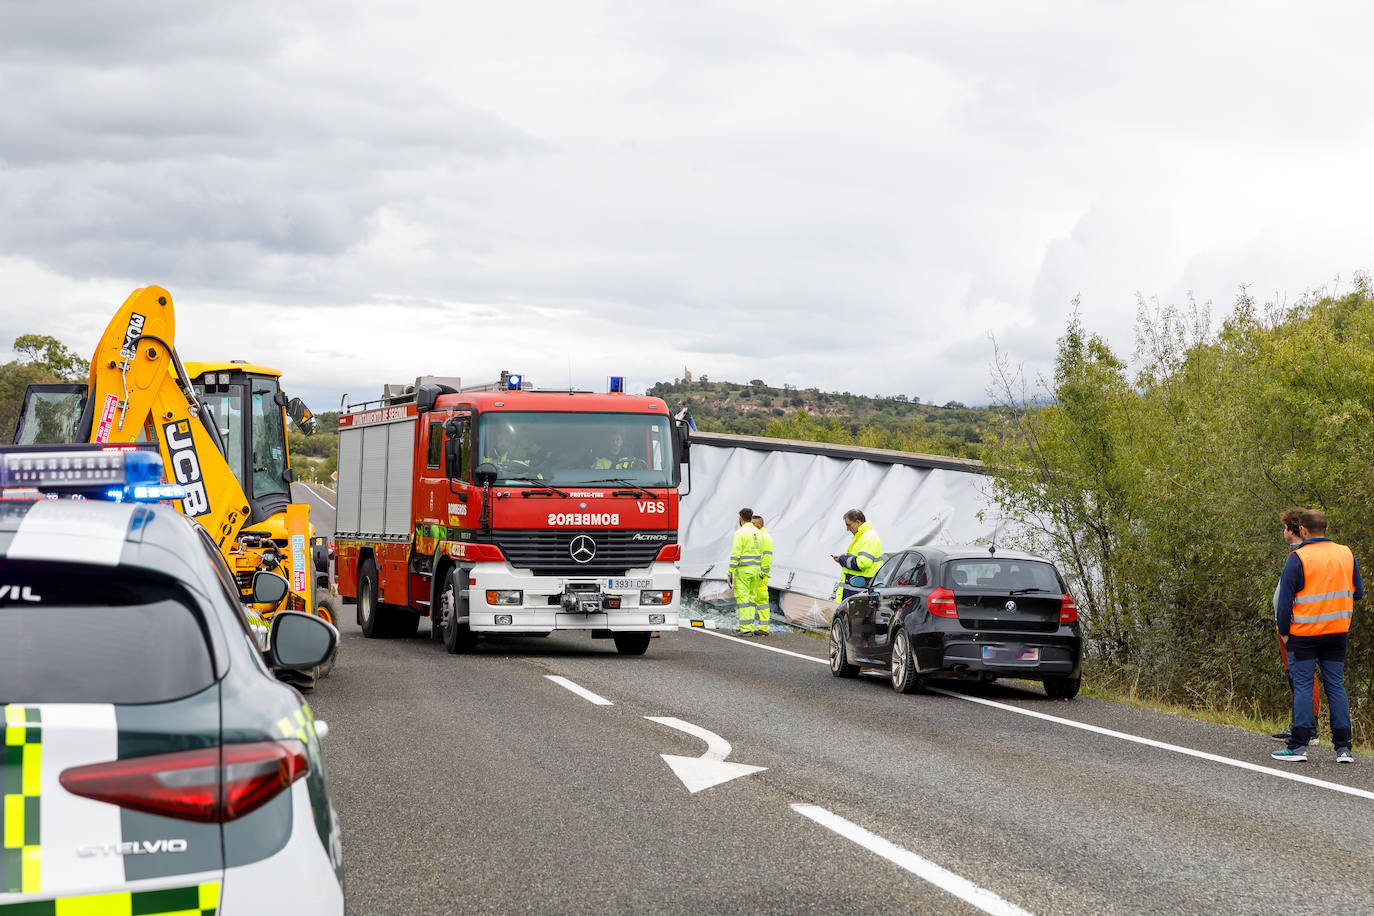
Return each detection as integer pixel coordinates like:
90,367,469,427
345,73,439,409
832,508,882,603
751,514,773,636
729,508,763,635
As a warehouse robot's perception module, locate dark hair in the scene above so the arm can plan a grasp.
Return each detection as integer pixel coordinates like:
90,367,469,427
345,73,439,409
1300,509,1328,535
739,508,754,521
1280,507,1303,537
844,508,865,524
752,515,765,525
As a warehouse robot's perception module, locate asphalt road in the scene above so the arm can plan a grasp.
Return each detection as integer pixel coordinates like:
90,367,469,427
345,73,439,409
295,484,1374,915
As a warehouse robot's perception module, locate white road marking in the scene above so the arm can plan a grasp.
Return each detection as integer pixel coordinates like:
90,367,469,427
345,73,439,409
926,685,1374,802
296,482,336,511
792,804,1032,916
645,716,767,793
545,675,613,706
680,627,1374,801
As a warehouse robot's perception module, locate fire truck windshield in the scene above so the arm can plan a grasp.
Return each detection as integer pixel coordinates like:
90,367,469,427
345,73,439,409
476,412,676,488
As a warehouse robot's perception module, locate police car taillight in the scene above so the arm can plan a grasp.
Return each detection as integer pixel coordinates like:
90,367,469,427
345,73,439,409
60,740,309,822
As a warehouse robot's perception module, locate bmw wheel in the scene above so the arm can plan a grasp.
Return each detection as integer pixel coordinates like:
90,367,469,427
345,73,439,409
1044,675,1081,700
829,617,858,678
891,629,922,694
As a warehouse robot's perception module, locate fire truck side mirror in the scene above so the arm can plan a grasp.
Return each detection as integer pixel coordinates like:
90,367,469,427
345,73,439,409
675,421,691,460
443,417,467,479
474,462,498,487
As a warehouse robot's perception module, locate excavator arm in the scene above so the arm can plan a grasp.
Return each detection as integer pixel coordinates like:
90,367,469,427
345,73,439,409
79,286,250,548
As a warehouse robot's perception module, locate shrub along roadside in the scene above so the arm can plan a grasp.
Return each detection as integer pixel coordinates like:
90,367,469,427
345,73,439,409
984,281,1374,745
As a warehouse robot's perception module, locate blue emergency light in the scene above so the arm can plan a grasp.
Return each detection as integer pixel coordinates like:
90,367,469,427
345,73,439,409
608,376,624,393
506,374,523,391
0,445,185,503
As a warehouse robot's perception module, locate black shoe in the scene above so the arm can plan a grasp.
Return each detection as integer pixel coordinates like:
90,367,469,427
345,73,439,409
1271,729,1292,742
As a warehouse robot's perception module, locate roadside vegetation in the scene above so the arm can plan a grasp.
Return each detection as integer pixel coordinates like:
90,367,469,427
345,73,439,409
647,378,999,459
982,280,1374,740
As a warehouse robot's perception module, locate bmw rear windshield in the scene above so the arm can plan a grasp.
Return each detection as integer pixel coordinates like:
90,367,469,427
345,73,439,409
0,564,215,704
944,559,1063,593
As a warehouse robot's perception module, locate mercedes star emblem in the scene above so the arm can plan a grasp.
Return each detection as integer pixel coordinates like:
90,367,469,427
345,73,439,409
569,535,597,564
1004,600,1017,612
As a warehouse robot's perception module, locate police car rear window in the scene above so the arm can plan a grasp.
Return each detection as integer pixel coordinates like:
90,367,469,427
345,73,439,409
0,566,214,704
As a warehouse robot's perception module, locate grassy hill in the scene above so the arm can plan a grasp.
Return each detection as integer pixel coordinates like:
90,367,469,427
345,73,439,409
647,379,1002,460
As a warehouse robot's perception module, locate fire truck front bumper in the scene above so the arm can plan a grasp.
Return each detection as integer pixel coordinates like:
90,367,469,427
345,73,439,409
468,565,680,633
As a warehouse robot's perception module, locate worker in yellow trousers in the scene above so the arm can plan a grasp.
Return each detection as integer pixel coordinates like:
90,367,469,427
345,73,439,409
729,508,763,635
751,514,773,635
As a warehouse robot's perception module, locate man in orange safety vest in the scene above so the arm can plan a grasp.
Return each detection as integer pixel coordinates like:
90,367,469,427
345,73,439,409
1271,509,1362,763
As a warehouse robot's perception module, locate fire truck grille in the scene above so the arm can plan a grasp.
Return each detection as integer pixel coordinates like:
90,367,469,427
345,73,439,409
492,529,674,576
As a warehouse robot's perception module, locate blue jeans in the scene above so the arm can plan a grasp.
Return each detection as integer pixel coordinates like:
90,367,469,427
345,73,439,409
1288,646,1352,749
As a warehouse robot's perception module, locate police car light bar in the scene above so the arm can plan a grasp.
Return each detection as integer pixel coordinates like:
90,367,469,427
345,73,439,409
0,444,184,503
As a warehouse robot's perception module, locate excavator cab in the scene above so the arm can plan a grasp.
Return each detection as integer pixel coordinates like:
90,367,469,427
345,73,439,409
11,383,89,445
189,363,295,527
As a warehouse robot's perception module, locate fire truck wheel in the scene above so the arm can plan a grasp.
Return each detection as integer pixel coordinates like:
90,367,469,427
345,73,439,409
613,632,652,655
441,569,477,654
358,557,391,638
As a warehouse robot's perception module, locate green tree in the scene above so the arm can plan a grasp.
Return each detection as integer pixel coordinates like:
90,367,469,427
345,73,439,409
13,334,89,381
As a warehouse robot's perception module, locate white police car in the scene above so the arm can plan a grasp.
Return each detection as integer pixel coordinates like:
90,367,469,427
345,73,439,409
0,445,343,914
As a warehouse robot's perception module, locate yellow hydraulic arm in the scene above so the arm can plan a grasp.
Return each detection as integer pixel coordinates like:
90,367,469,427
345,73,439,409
83,286,251,549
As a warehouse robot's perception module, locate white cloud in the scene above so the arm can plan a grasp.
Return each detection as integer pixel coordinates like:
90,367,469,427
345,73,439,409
2,0,1372,410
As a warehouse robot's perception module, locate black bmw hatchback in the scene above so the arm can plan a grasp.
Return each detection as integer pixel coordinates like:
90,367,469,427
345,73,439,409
829,545,1083,698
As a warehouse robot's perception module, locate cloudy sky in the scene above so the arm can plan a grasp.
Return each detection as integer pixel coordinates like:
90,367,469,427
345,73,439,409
2,0,1372,410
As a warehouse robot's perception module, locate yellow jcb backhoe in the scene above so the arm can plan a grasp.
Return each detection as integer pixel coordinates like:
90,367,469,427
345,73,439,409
11,286,338,682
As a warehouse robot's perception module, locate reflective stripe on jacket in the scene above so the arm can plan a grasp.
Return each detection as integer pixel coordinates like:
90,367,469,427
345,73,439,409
730,524,762,575
756,527,773,580
834,522,882,601
1291,540,1356,636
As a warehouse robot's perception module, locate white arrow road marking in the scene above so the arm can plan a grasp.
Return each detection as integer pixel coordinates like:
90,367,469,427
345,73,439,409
645,716,767,793
792,804,1033,916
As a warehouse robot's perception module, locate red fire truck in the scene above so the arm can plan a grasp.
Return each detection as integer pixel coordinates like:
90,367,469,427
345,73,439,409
333,372,688,655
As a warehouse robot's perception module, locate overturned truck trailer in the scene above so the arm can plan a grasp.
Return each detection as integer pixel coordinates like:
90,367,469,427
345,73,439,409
678,432,1003,629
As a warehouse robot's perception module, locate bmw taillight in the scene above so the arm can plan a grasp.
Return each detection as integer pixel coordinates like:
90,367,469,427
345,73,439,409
1060,593,1078,623
927,587,958,618
60,740,309,823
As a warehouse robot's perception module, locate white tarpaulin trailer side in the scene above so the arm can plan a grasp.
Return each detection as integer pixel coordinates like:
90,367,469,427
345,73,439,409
679,432,1007,629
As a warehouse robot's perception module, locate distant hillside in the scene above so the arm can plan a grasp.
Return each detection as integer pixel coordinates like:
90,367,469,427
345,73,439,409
647,379,1003,460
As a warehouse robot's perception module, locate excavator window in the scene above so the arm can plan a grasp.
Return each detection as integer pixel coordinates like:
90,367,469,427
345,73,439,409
200,384,246,485
251,385,289,499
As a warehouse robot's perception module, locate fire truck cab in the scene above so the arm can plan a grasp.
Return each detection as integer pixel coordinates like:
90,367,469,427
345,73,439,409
333,374,686,655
